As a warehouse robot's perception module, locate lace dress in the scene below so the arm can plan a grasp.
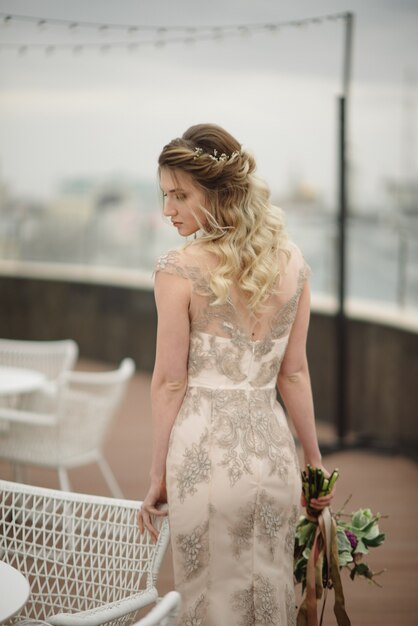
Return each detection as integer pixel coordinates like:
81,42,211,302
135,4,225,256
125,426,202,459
155,243,309,626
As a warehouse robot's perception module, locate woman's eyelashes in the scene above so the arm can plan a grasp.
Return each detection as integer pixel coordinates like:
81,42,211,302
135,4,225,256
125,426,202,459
161,192,186,201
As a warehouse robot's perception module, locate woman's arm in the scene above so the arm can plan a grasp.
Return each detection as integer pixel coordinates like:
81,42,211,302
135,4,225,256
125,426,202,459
277,280,335,509
138,269,191,540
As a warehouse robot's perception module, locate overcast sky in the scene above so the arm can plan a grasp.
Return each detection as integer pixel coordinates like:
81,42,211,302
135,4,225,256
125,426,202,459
0,0,417,208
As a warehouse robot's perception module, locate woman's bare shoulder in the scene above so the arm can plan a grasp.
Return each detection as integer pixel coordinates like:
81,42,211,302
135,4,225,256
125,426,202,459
181,242,218,271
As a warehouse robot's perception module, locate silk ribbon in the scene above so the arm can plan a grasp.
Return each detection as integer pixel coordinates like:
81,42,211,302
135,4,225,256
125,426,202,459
297,507,351,626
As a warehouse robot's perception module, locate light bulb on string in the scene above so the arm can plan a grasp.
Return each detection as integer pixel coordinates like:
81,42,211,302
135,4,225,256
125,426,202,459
238,25,250,38
264,23,278,33
3,15,12,27
69,22,78,34
212,27,223,41
37,19,47,31
99,24,108,36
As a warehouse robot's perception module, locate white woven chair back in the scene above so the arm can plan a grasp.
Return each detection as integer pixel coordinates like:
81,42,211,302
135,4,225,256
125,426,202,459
0,480,170,626
0,339,78,381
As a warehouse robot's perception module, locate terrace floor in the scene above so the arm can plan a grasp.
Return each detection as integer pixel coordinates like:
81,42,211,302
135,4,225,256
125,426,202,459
1,359,417,626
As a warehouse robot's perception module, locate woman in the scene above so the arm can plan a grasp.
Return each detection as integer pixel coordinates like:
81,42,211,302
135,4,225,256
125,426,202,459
138,123,335,625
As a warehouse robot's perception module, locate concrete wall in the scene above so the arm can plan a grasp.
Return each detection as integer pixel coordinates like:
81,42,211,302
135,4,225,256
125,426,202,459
1,273,417,456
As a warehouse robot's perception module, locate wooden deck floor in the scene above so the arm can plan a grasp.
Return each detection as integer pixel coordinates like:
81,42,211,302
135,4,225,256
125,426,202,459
1,360,417,626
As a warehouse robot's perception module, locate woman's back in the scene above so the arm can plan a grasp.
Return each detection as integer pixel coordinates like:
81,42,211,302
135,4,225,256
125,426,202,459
156,241,309,385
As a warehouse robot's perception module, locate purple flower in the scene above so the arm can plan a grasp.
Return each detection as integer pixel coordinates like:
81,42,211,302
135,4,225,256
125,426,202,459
345,530,358,550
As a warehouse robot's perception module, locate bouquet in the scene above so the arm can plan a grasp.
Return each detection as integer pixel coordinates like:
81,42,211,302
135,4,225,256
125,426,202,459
294,466,386,626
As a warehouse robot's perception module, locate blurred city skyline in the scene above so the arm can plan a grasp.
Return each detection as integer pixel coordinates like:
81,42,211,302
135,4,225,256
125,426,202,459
0,0,417,210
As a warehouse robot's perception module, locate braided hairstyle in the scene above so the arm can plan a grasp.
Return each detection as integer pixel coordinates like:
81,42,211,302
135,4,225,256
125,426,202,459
158,123,289,310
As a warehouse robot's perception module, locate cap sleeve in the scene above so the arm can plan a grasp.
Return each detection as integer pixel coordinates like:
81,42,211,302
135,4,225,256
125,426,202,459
154,250,188,280
154,248,213,297
288,241,311,283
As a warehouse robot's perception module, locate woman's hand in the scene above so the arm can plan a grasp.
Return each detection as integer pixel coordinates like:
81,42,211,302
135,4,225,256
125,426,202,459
137,481,168,543
300,464,337,511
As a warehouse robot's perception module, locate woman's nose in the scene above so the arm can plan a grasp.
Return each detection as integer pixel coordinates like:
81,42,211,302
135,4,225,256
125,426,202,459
163,197,177,217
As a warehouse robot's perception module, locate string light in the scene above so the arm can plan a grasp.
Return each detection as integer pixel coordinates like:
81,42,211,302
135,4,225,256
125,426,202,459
0,11,350,54
0,10,349,32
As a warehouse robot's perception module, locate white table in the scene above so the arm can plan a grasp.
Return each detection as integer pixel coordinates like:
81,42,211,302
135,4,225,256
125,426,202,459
0,366,46,396
0,561,30,622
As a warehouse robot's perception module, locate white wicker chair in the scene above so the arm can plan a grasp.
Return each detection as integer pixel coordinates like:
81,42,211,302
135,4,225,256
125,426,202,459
0,359,135,498
0,339,78,410
0,479,170,626
134,592,181,626
0,338,78,382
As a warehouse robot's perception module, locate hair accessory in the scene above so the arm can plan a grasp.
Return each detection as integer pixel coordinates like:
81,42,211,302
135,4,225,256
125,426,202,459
193,146,240,162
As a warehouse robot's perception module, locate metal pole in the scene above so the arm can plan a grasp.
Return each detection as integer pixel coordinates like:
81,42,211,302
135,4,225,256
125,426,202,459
336,94,347,444
335,13,354,446
342,12,354,99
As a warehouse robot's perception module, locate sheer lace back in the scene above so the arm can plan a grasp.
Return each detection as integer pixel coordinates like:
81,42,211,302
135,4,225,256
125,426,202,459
155,242,309,346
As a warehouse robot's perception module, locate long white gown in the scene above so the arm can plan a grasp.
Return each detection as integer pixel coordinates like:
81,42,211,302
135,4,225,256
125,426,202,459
155,242,309,626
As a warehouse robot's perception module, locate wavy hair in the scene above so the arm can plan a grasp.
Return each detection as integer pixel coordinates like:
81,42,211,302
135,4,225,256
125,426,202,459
158,123,289,311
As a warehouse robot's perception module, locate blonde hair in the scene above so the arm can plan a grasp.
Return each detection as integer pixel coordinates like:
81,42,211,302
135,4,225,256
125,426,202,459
158,123,289,311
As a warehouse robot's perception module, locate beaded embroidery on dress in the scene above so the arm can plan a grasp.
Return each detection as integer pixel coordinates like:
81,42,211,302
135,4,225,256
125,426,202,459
155,242,309,626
